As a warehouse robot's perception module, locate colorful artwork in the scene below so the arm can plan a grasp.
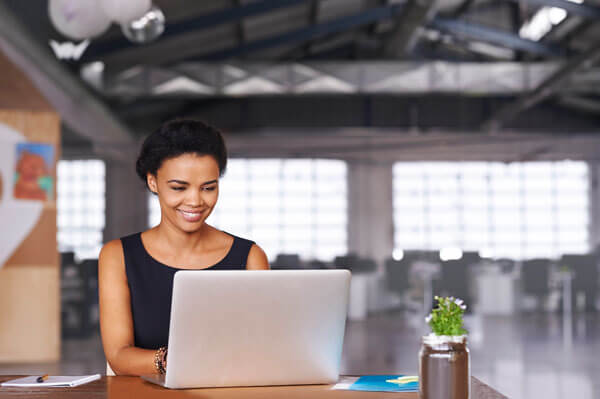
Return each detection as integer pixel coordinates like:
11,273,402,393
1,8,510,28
13,142,55,201
0,122,45,269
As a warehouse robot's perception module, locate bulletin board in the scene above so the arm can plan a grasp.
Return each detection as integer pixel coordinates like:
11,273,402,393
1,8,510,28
0,49,61,362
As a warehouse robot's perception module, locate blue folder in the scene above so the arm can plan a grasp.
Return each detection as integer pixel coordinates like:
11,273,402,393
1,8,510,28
348,375,419,392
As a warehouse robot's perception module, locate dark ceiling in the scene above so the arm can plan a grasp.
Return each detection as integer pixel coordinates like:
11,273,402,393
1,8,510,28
4,0,600,157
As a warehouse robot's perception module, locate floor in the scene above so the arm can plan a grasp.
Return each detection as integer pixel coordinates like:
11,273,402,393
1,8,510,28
0,312,597,399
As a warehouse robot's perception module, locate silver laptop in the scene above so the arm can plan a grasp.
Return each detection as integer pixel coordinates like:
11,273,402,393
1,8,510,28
141,269,351,389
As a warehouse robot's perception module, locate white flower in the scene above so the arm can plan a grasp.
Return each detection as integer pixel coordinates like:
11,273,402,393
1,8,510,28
425,314,432,323
454,298,464,307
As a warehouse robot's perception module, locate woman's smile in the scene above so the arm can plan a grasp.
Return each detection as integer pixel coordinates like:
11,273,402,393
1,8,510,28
177,208,204,223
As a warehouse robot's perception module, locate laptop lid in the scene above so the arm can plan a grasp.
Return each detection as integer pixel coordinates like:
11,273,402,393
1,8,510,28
163,269,350,389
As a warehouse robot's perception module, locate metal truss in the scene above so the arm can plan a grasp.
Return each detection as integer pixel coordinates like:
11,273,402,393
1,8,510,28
78,1,570,66
484,40,600,132
197,4,403,61
430,17,566,57
80,0,311,62
507,0,600,20
86,61,578,98
383,0,438,58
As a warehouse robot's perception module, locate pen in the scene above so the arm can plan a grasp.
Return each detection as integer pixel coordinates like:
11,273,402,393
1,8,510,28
36,374,48,383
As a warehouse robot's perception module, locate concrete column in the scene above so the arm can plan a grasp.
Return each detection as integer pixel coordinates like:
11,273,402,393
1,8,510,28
347,160,395,268
588,161,600,251
103,159,148,242
346,160,395,314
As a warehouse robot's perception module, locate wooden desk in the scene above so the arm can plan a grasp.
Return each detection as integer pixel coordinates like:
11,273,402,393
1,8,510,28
0,376,507,398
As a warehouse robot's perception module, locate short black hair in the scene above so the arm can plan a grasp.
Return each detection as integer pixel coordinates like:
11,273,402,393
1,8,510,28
136,119,227,191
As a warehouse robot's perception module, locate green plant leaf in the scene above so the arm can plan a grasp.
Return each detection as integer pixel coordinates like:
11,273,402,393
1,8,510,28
426,296,468,336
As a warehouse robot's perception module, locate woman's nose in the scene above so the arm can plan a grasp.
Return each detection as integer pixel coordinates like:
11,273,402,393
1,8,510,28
187,189,205,207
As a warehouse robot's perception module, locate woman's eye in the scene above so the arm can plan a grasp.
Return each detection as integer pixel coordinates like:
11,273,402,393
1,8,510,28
203,186,217,192
170,186,185,191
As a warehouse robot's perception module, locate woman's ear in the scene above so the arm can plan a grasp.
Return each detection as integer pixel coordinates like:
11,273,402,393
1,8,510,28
147,173,158,194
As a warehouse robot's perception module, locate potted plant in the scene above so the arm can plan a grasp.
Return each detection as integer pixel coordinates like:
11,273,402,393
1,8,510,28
419,296,470,399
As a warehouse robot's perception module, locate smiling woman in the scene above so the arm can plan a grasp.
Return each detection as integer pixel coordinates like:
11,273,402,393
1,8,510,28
98,119,269,377
146,154,220,232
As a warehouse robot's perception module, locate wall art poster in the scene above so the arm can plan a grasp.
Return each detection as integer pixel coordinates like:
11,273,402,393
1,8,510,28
0,122,45,268
13,142,55,201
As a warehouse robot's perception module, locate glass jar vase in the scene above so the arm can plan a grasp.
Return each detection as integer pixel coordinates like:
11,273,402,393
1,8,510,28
419,334,470,399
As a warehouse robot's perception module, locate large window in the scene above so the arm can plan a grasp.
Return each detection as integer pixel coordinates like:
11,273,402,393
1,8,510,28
149,159,347,261
393,161,589,260
57,160,106,260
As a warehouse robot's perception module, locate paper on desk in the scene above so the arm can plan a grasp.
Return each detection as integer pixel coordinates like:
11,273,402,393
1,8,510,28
332,375,419,392
1,374,101,388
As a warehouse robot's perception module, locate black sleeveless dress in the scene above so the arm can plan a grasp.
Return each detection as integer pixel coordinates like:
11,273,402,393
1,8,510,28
120,232,254,349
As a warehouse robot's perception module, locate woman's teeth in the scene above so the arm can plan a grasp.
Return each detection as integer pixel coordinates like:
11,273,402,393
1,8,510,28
179,210,203,221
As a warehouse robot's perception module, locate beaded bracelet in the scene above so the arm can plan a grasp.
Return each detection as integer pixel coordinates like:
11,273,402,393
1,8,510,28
154,346,167,374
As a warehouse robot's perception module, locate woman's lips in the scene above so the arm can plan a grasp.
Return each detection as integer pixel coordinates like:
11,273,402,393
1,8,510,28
177,209,203,222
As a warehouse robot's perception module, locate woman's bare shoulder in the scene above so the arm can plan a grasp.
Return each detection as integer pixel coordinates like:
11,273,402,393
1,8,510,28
99,239,124,269
247,244,270,270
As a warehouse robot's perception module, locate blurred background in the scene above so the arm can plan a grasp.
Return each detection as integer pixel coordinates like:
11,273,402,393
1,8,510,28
0,0,599,398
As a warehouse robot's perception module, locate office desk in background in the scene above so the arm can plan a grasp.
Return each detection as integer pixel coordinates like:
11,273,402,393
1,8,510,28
0,375,507,398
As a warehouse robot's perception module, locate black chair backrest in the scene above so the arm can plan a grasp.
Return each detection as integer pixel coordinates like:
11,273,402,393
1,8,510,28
353,258,377,274
272,254,301,269
334,254,359,269
561,254,598,291
385,258,410,291
307,260,329,269
437,258,471,303
521,258,551,295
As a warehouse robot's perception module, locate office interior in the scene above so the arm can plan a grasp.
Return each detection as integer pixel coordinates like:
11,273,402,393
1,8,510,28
1,0,600,398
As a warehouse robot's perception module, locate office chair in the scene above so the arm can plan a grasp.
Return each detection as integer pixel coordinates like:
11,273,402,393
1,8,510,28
271,253,301,269
307,260,329,269
385,257,411,295
334,253,359,270
435,254,478,311
561,254,598,312
351,257,377,274
521,258,551,311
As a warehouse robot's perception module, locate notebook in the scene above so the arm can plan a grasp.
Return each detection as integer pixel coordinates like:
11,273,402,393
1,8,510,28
1,374,101,388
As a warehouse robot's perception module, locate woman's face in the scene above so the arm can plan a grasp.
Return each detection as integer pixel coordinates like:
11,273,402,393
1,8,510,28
147,153,220,233
18,152,47,181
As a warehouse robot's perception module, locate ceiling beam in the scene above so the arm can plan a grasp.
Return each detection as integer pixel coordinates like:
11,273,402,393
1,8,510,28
507,0,600,20
232,0,246,57
558,95,600,115
116,94,600,134
97,61,574,98
451,0,476,17
193,4,404,61
0,2,135,155
300,0,321,57
429,16,566,57
382,0,438,58
483,41,600,132
223,128,600,162
80,0,310,62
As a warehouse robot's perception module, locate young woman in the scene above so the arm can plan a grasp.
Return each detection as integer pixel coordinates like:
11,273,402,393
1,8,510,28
99,119,269,376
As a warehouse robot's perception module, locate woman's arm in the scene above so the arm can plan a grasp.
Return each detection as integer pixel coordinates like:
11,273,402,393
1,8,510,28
98,239,159,376
246,244,270,270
